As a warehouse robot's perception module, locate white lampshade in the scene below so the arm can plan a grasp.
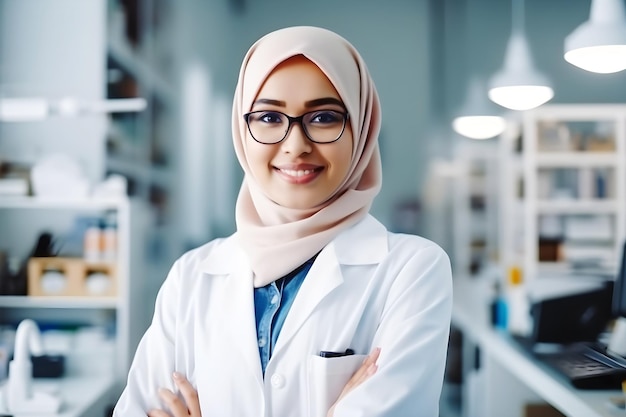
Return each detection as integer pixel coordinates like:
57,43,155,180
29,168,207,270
453,78,507,140
488,32,554,111
453,116,507,140
564,0,626,73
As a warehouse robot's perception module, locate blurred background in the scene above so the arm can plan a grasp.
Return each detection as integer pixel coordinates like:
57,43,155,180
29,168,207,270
1,0,626,416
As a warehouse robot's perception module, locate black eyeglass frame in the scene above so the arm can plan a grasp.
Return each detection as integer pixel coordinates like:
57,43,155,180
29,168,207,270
243,110,350,145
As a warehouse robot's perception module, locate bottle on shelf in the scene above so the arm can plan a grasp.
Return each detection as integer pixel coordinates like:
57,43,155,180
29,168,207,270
83,219,102,263
490,280,508,330
101,211,117,262
506,265,532,336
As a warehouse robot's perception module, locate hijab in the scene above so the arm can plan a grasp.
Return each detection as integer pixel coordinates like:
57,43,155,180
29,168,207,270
232,26,382,287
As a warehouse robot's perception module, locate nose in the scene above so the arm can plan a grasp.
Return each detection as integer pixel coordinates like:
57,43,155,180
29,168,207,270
280,121,312,154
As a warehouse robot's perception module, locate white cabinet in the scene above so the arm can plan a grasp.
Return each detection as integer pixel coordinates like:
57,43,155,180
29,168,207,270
0,196,145,396
521,105,626,283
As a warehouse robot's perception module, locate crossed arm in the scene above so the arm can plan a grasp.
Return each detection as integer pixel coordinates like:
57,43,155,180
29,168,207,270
147,347,381,417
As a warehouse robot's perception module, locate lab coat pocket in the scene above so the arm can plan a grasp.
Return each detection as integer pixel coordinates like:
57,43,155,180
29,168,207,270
307,353,367,417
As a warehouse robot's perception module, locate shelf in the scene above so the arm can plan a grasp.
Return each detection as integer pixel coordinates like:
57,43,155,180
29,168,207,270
107,37,175,102
536,261,615,276
0,196,128,210
516,104,626,284
0,97,146,122
536,200,618,214
527,104,626,120
535,153,617,167
0,295,118,309
106,156,172,187
108,120,136,145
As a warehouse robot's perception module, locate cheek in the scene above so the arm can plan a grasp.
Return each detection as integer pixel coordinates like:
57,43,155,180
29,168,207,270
336,132,354,174
326,142,353,181
245,139,274,175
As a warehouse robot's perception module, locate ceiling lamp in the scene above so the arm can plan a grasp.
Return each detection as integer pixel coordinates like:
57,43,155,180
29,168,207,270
564,0,626,73
453,78,507,140
488,0,554,111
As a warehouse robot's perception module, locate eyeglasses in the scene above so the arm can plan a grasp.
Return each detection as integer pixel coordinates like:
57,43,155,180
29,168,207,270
243,110,349,144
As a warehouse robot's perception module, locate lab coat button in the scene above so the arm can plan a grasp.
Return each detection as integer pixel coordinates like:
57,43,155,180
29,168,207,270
270,373,285,388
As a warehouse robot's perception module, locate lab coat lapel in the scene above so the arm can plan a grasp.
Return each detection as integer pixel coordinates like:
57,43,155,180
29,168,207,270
201,237,264,387
272,246,343,356
273,215,388,355
223,258,263,385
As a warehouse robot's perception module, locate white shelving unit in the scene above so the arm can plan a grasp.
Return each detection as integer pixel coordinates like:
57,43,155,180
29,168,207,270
521,104,626,283
497,121,525,276
107,36,176,103
105,0,178,195
0,2,157,411
0,197,138,383
104,0,183,281
451,140,501,277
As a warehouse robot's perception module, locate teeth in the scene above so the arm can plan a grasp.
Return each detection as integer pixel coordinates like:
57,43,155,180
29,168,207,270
281,169,314,177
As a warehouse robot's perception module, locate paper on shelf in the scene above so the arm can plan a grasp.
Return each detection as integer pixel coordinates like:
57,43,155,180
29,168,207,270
31,153,90,199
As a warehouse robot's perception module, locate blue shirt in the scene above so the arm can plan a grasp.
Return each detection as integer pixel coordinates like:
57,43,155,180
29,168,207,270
254,257,315,375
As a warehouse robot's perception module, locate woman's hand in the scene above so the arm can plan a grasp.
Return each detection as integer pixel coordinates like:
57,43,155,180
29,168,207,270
327,347,381,417
148,372,201,417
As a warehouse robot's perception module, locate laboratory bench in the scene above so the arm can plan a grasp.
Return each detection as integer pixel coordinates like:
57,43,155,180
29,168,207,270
452,276,624,417
0,375,117,417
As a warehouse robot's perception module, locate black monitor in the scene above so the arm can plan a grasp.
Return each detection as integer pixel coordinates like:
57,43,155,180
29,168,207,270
530,283,613,344
529,251,616,345
612,240,626,318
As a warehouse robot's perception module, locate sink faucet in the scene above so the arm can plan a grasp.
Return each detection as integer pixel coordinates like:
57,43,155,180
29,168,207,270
3,319,62,413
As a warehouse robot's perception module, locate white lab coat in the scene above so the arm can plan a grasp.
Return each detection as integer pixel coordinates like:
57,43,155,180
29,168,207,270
114,214,452,417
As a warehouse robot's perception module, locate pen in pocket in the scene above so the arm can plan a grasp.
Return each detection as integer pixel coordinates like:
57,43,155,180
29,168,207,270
319,348,355,358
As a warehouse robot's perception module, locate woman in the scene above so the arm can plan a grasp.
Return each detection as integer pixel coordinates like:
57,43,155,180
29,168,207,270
114,26,452,417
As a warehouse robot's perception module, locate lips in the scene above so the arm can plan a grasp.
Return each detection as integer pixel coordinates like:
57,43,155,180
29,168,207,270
275,165,324,184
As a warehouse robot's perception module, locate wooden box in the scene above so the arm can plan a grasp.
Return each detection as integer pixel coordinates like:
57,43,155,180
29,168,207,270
27,257,117,297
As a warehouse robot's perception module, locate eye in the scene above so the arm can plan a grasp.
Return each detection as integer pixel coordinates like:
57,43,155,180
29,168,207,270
306,110,344,125
250,111,285,125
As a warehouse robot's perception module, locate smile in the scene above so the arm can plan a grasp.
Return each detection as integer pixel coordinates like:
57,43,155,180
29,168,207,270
276,167,323,184
281,169,315,177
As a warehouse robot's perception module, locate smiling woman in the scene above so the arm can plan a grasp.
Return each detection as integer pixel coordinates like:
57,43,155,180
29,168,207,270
113,26,452,417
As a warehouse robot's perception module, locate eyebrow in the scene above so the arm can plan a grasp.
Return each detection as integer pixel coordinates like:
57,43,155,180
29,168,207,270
252,97,345,109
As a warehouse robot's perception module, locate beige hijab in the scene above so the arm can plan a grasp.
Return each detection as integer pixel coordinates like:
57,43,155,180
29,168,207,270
232,26,382,287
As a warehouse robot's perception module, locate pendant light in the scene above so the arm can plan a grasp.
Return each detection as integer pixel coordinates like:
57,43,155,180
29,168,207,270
564,0,626,73
488,0,554,111
453,77,507,140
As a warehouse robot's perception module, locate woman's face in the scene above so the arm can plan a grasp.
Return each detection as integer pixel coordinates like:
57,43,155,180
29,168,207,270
245,55,353,210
